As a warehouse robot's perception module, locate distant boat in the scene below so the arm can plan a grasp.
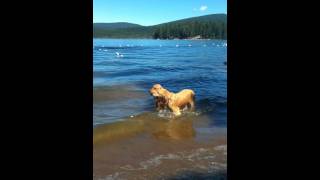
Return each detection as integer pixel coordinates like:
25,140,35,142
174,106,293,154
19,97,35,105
224,61,227,65
176,44,179,47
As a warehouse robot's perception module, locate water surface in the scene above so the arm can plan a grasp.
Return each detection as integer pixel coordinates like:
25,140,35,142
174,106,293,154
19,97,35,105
93,39,227,180
93,39,227,127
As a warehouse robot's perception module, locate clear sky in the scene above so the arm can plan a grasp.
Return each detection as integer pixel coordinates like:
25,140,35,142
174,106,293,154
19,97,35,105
93,0,227,26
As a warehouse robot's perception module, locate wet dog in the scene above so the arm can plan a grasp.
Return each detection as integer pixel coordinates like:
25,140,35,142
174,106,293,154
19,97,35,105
149,84,195,116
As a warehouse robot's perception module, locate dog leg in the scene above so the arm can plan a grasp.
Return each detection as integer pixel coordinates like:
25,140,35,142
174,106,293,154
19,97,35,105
188,100,195,111
169,105,181,116
155,101,160,111
155,98,163,111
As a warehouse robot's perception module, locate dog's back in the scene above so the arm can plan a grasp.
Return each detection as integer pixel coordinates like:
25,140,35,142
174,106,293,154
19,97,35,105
173,89,195,108
177,89,195,98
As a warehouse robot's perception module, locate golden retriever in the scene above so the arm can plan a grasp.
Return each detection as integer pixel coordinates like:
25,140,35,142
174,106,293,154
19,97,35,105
149,84,195,116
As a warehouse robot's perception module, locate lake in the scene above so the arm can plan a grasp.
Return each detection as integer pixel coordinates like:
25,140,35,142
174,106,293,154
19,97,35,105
93,39,227,126
93,39,227,180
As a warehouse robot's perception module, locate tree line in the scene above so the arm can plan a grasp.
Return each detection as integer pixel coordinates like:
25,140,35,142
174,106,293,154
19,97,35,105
152,21,227,39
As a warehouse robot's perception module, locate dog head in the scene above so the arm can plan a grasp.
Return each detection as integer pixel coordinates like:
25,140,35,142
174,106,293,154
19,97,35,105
149,84,165,97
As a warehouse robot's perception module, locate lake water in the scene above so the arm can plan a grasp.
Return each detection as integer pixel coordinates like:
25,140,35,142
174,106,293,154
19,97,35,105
93,39,227,180
93,39,227,127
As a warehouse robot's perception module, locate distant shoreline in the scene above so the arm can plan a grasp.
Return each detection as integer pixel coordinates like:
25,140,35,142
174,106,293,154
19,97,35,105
93,14,227,40
93,37,226,40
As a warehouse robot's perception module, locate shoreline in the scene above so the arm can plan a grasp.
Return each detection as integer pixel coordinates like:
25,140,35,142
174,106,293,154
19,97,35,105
94,137,227,180
93,113,227,179
93,37,227,40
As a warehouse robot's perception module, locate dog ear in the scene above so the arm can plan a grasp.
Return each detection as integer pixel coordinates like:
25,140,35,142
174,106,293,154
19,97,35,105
156,88,165,96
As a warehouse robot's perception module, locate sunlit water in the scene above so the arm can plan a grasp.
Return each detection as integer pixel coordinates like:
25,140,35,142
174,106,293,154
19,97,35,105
93,39,227,180
93,39,227,127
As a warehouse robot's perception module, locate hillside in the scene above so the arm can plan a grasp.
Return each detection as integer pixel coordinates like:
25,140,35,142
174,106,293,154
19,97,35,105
164,13,226,24
93,22,142,29
93,14,227,39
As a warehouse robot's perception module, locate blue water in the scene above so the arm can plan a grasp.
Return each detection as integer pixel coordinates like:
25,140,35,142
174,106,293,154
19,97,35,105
93,39,227,127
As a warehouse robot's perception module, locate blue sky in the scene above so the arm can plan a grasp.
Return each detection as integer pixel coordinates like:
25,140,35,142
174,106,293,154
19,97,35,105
93,0,227,26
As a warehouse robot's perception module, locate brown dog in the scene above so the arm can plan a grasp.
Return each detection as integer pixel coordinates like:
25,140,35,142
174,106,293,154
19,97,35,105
149,84,195,116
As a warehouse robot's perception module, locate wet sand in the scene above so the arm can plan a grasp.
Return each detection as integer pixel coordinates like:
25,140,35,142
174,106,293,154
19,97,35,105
93,113,227,180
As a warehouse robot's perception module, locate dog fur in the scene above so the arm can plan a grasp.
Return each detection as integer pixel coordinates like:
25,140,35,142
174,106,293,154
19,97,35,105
149,84,195,116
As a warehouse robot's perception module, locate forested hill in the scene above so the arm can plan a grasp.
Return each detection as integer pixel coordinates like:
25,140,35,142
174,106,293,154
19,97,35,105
93,14,227,39
93,22,142,29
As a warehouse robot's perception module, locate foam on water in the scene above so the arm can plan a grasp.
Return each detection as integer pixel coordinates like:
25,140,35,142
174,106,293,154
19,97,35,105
121,146,226,171
96,145,227,180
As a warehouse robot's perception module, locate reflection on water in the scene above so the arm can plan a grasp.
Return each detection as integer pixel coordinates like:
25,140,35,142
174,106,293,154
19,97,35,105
93,112,200,145
152,118,196,140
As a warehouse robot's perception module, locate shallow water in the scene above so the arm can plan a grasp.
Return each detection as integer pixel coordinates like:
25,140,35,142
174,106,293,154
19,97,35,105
93,114,227,180
93,39,227,179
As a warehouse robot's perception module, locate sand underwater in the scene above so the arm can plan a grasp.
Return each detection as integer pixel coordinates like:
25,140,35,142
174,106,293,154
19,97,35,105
93,111,227,180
